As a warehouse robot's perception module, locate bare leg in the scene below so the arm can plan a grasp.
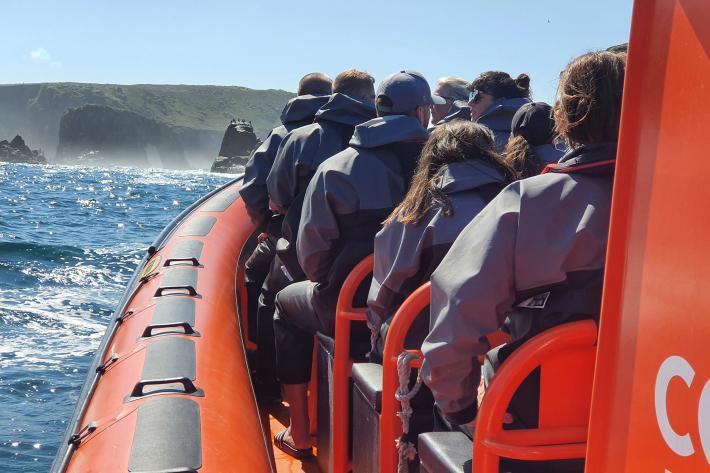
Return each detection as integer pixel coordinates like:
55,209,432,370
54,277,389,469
282,383,311,449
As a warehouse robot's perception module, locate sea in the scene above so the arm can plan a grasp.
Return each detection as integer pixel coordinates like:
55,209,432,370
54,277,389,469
0,163,235,472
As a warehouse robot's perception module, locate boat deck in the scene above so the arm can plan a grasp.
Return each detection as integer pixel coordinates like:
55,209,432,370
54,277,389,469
260,401,320,473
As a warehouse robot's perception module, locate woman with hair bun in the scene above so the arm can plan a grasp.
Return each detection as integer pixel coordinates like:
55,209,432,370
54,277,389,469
467,71,532,150
506,101,566,179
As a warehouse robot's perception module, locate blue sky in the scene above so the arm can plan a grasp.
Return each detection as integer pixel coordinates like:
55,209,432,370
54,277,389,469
2,0,632,103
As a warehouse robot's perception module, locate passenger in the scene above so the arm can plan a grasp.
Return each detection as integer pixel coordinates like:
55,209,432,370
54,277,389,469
266,69,377,279
239,72,333,229
367,121,515,361
421,50,625,468
272,70,433,458
505,101,565,178
239,72,332,398
467,71,532,151
430,76,472,126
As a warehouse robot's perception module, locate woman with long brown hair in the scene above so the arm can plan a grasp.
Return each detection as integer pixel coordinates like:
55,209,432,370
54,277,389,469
421,50,625,471
365,119,515,464
367,120,515,360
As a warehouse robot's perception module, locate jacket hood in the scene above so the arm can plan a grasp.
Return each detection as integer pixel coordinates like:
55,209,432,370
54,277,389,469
314,93,376,127
436,160,506,194
349,115,429,149
478,97,531,132
280,94,331,125
534,143,567,165
435,101,472,126
558,141,618,167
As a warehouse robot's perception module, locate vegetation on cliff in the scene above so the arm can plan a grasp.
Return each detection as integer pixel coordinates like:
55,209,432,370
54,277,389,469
0,83,294,164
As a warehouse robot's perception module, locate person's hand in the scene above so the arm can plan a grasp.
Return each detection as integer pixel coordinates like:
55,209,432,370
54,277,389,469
257,232,268,242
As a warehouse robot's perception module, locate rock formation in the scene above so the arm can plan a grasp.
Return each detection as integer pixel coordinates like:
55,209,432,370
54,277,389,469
0,135,46,164
210,119,261,173
0,82,293,167
56,104,189,169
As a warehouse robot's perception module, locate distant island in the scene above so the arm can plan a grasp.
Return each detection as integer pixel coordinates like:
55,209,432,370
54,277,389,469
0,83,294,169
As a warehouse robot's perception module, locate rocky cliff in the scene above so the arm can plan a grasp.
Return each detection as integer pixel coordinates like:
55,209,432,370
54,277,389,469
0,135,46,164
56,105,189,168
0,83,294,168
210,119,260,173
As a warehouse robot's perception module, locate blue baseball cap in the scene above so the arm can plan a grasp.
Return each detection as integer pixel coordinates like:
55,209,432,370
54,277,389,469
376,70,443,114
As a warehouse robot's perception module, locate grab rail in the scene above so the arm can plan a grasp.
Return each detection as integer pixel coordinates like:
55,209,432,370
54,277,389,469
332,254,374,473
380,282,431,473
473,320,597,471
50,175,244,473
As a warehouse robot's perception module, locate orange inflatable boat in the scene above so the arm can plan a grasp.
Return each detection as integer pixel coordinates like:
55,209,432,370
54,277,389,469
50,179,275,472
52,1,710,471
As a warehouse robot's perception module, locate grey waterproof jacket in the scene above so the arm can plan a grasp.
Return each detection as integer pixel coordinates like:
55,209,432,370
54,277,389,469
239,94,329,228
478,97,531,151
421,142,616,425
367,160,507,357
266,94,376,276
297,115,429,328
434,101,471,126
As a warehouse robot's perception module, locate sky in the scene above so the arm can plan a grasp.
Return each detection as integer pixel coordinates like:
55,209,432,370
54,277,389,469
1,0,633,103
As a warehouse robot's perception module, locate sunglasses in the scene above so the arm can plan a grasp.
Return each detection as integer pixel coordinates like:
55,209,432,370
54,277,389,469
468,90,487,103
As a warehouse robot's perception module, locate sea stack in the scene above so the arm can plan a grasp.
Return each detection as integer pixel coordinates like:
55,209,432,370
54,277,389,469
210,119,260,173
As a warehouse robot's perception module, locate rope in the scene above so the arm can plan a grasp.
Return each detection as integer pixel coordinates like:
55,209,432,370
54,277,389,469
394,351,423,473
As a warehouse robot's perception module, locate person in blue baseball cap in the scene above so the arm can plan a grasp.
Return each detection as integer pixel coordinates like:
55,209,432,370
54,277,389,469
271,70,432,459
375,69,439,126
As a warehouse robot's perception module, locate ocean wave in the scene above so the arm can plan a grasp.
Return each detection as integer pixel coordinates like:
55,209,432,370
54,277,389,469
0,241,85,262
0,163,232,472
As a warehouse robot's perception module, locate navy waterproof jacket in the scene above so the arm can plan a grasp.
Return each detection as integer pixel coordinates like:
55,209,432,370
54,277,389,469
239,94,329,228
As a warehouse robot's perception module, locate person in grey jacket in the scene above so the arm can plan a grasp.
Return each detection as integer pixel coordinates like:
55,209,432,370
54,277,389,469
367,121,515,360
271,70,434,458
239,73,333,229
505,101,566,179
266,69,377,279
421,50,625,444
238,73,332,398
430,76,471,126
467,71,532,151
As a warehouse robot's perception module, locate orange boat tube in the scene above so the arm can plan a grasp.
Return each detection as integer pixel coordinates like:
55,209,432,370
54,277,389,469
51,177,273,472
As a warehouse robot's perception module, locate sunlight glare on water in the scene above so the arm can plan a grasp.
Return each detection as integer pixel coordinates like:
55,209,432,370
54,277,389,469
0,163,234,472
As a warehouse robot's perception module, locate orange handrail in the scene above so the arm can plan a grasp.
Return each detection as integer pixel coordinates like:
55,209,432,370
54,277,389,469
332,254,373,473
380,282,431,473
378,283,511,472
473,320,597,472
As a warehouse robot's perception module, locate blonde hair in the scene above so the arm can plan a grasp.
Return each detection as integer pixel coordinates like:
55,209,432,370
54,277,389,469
435,77,469,102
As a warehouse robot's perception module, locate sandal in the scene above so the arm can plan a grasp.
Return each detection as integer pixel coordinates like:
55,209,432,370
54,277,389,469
273,430,313,459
